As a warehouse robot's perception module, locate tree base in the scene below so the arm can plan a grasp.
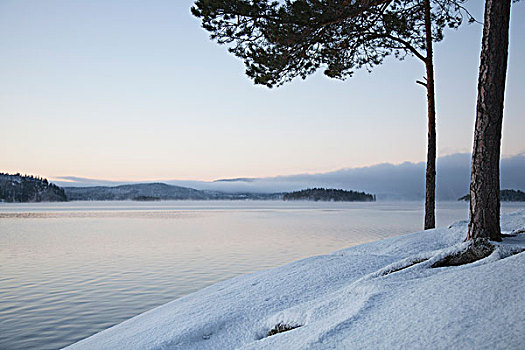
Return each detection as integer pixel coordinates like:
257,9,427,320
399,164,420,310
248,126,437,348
431,239,495,268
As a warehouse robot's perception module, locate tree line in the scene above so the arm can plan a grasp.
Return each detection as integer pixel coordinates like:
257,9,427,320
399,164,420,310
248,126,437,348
283,188,376,202
0,173,67,202
459,189,525,202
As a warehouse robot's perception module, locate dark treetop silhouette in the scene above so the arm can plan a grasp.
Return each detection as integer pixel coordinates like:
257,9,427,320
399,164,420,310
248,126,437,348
0,173,67,202
283,188,375,201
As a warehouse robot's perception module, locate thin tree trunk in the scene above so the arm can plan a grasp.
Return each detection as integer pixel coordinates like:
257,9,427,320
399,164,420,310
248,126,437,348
467,0,511,242
423,0,436,230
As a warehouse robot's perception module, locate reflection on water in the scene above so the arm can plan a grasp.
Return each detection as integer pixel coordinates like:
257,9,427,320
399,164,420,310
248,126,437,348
1,200,523,349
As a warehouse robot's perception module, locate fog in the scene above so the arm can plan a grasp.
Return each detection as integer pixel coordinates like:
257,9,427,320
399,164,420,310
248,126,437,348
54,153,525,201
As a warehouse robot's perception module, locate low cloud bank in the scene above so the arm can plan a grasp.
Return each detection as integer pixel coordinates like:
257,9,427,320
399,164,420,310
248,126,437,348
54,153,525,200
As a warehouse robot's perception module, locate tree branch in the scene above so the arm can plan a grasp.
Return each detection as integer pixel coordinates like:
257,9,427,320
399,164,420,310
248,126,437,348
384,34,426,62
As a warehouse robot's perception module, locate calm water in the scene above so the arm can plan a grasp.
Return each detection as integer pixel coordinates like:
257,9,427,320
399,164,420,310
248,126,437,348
1,200,524,350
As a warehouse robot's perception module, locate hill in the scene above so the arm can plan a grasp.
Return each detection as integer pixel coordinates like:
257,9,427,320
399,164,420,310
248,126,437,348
283,188,375,202
0,173,67,202
64,183,282,201
64,183,208,201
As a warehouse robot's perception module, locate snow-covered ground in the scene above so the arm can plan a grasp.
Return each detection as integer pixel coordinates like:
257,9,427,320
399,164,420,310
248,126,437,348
67,211,525,350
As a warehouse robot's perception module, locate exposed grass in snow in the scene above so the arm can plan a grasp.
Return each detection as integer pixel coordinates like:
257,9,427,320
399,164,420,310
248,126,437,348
266,323,302,337
66,210,525,350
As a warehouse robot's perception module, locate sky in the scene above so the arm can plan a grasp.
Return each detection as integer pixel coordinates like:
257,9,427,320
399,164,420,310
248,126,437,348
1,0,524,182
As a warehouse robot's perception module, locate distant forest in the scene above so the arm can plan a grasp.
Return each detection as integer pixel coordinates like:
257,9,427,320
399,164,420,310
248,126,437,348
0,173,67,202
283,188,375,202
458,189,525,202
0,175,284,202
63,183,282,201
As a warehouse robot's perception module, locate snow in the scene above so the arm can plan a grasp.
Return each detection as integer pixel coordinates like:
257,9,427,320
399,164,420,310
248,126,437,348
66,211,525,350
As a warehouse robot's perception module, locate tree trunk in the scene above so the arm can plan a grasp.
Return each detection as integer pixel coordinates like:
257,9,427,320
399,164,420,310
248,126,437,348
423,0,436,230
467,0,511,242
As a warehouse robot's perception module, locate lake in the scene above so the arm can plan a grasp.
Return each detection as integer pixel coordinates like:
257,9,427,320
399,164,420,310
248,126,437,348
1,200,524,349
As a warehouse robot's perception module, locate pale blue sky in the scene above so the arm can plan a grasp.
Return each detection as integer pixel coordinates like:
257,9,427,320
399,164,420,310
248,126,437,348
1,0,524,181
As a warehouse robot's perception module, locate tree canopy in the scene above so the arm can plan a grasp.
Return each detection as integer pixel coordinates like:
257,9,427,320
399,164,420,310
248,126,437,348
192,0,473,87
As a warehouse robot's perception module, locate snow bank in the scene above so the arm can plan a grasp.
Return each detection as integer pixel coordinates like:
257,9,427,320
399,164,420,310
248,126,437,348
66,211,525,350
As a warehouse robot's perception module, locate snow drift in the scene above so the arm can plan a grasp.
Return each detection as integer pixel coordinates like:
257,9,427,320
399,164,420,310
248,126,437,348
66,211,525,349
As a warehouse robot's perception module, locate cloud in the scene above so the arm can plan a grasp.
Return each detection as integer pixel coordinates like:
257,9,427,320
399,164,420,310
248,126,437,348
52,176,134,187
171,153,524,200
53,153,525,200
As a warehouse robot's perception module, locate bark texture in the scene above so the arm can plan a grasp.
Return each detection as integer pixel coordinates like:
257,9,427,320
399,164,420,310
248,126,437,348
467,0,511,241
431,239,494,268
423,0,436,230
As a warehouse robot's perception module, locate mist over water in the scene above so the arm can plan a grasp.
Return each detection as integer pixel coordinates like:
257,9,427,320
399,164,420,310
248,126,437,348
54,153,525,201
1,200,524,349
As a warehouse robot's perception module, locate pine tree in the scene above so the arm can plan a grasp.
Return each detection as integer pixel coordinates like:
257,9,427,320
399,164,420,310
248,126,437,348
192,0,473,229
467,0,512,242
